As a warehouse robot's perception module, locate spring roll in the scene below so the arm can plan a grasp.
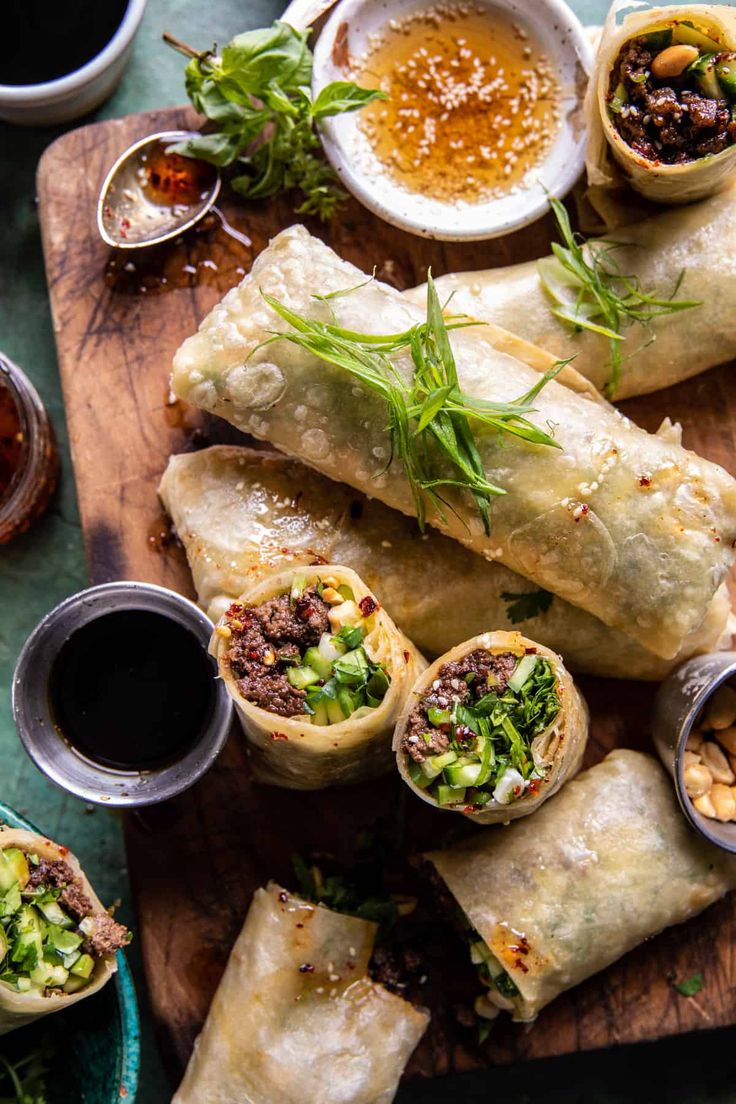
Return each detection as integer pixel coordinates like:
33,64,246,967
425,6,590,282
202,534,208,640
426,749,736,1023
394,631,588,823
0,829,130,1034
586,3,736,207
173,882,428,1104
406,188,736,399
160,447,733,680
210,564,425,789
171,225,736,660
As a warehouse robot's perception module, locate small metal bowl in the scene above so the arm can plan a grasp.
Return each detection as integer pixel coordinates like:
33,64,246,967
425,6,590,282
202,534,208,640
652,651,736,854
12,581,232,808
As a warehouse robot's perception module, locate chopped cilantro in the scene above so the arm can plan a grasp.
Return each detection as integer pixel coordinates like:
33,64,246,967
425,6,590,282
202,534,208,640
501,588,554,624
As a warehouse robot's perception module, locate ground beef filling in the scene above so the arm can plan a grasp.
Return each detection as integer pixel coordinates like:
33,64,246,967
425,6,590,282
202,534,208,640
226,588,332,718
609,38,736,163
26,858,129,957
402,650,518,764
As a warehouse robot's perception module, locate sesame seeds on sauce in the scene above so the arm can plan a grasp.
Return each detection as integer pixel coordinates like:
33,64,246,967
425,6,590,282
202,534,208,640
351,3,561,204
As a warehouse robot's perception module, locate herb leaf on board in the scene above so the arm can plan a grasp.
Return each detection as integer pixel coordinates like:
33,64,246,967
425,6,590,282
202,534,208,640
673,973,703,997
166,21,386,220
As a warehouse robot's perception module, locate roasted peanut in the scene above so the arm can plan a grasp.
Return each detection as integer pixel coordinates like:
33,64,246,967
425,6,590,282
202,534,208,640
684,762,713,798
700,740,735,784
693,792,717,818
683,749,702,767
686,730,704,754
650,43,699,79
320,587,344,605
711,783,736,822
703,684,736,731
716,725,736,757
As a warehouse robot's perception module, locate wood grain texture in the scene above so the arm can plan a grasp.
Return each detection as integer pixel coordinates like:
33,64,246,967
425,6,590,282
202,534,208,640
37,105,736,1084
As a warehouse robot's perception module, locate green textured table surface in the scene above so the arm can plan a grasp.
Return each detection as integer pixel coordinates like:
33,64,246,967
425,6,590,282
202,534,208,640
1,0,736,1100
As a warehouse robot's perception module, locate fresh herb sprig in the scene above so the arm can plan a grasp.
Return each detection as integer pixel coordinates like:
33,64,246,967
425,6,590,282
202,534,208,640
0,1042,51,1104
165,21,385,220
292,855,402,932
260,276,564,534
538,197,701,398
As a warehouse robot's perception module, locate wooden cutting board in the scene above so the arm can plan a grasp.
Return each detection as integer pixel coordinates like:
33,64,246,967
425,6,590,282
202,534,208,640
37,105,736,1086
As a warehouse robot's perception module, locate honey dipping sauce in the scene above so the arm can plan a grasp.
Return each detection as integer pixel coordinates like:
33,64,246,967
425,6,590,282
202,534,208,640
353,2,560,203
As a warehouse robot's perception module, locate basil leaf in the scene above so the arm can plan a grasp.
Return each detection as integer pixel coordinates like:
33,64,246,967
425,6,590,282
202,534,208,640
311,81,387,119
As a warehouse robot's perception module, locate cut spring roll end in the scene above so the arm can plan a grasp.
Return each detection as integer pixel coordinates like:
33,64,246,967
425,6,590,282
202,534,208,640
212,564,426,790
590,5,736,204
0,829,130,1035
393,630,588,824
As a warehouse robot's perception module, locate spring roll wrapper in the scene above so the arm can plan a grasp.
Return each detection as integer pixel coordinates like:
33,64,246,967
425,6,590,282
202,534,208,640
210,564,426,790
393,630,589,824
172,883,428,1104
585,3,736,209
170,227,736,660
405,188,736,399
0,829,118,1035
427,749,736,1022
160,447,733,680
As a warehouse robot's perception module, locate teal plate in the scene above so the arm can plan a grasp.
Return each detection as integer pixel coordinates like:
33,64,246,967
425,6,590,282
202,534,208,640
0,802,139,1103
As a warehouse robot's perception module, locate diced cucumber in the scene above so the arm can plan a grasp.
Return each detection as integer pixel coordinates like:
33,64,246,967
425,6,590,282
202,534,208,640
419,757,443,782
62,949,82,971
310,701,330,726
70,953,95,980
287,665,321,690
334,648,369,680
15,976,32,992
428,749,458,771
0,928,7,963
466,788,493,806
366,668,390,705
336,688,356,719
427,707,452,727
30,961,68,989
15,906,41,937
36,898,74,930
0,884,21,919
63,974,90,994
337,584,355,602
409,762,434,789
688,53,721,99
716,55,736,100
318,633,348,661
435,784,465,806
673,22,722,53
326,698,346,725
0,849,29,891
46,924,83,956
445,762,483,788
508,655,537,693
609,81,629,114
303,646,333,679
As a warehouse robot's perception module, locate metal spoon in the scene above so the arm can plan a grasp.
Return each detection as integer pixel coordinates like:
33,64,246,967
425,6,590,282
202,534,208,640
97,130,221,250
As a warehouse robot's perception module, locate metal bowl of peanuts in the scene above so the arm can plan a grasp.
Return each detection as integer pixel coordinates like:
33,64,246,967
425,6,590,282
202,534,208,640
652,651,736,853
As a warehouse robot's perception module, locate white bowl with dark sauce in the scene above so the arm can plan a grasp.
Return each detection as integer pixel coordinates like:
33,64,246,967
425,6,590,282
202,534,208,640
0,0,148,125
312,0,592,240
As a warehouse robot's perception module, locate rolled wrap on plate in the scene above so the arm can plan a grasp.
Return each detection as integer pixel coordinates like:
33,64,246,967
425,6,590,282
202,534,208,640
393,631,588,823
406,189,736,399
586,3,736,207
172,882,428,1104
211,564,425,789
160,448,733,680
171,225,736,660
426,749,736,1022
0,829,129,1034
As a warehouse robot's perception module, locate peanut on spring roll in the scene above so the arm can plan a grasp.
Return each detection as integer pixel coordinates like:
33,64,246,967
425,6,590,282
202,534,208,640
170,229,736,660
210,564,425,789
172,882,428,1104
426,750,736,1023
159,446,733,680
0,829,130,1034
394,631,588,823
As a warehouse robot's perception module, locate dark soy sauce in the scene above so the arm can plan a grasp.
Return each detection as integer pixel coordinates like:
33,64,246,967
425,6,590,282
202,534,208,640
2,0,129,86
50,610,215,770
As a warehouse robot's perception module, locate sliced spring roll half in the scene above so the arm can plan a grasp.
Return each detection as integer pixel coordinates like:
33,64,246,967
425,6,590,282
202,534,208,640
394,631,588,823
0,829,130,1034
211,565,426,789
172,882,429,1104
426,749,736,1022
406,188,736,400
586,4,736,206
171,225,736,661
160,447,734,680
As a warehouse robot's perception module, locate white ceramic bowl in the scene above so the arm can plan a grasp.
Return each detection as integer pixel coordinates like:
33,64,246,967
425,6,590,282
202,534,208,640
0,0,148,126
313,0,592,241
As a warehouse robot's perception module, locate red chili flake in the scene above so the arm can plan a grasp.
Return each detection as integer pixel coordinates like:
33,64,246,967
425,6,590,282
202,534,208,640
573,504,589,523
298,963,315,974
514,958,530,973
346,961,356,970
463,805,481,813
295,597,316,621
513,785,523,796
296,923,304,929
638,476,651,487
403,650,411,663
524,647,537,654
359,595,379,616
271,731,289,741
527,779,540,796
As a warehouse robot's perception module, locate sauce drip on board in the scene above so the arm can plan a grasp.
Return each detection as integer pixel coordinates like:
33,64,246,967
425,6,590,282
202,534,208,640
49,610,216,771
353,2,560,203
0,378,24,502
